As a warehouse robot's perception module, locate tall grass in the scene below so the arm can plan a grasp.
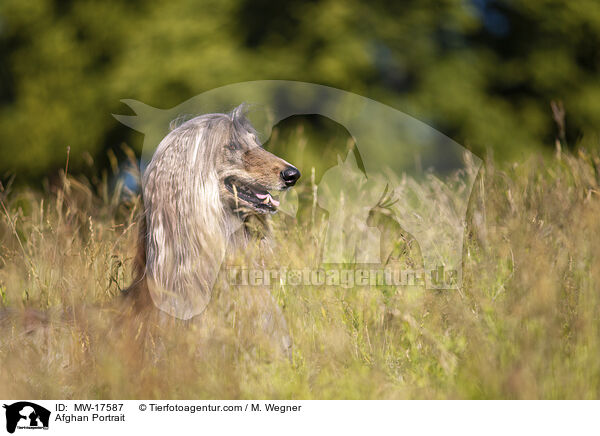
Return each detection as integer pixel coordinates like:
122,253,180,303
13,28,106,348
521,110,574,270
1,142,600,399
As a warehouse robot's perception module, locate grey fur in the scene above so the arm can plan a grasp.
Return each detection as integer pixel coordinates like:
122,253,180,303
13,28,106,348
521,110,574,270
140,104,294,320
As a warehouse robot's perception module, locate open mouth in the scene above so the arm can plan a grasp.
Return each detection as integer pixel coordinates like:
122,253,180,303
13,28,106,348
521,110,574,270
224,176,280,212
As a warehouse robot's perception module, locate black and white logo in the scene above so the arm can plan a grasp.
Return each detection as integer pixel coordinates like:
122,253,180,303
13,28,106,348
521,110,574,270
3,402,50,434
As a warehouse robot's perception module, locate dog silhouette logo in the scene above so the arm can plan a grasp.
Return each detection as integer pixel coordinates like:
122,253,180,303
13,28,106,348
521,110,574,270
115,80,482,318
3,402,50,433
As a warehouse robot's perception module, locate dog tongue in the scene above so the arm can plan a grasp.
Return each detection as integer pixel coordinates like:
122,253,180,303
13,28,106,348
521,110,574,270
256,192,279,207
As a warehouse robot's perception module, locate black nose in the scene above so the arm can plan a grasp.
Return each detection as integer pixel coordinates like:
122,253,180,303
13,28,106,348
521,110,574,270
281,166,301,186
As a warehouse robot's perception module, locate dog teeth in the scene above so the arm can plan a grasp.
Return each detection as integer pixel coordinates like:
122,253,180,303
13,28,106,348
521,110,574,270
256,192,279,207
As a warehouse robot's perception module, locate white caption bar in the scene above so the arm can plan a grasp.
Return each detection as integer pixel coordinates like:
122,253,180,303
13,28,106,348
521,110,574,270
0,400,597,435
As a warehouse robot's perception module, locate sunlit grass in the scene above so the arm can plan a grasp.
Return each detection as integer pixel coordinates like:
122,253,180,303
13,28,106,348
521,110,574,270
1,144,600,399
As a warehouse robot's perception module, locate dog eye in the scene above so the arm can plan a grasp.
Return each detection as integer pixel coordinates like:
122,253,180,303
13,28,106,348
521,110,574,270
227,142,240,151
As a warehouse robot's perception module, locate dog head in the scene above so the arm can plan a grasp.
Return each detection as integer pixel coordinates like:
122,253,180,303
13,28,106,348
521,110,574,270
218,105,300,214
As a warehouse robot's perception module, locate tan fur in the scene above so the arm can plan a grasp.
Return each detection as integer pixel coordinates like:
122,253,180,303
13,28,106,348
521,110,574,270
123,104,299,356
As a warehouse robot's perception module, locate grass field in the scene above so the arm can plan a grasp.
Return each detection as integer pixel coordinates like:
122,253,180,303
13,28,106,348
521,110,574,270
1,143,600,399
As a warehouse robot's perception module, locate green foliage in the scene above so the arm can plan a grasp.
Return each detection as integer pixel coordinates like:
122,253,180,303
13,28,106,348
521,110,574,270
1,0,600,180
1,146,600,398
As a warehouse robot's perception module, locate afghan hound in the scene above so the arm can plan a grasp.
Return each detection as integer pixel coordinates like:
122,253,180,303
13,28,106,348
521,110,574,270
125,104,300,354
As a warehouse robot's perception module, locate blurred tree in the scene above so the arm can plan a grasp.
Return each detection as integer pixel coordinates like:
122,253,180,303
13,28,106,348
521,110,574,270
0,0,599,181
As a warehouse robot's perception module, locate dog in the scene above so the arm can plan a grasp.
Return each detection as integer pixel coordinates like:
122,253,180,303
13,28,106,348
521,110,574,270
124,104,300,352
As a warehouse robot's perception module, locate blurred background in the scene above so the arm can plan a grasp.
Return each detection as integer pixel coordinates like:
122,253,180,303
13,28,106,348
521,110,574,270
0,0,599,184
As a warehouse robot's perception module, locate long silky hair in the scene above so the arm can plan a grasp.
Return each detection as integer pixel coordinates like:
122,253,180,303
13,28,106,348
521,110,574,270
141,105,253,320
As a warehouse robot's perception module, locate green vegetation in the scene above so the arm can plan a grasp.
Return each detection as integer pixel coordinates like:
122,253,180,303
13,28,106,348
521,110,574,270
1,0,600,400
1,139,600,399
1,0,600,180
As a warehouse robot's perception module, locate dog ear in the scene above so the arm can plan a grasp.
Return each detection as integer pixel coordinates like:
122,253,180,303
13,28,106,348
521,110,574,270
230,103,249,122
